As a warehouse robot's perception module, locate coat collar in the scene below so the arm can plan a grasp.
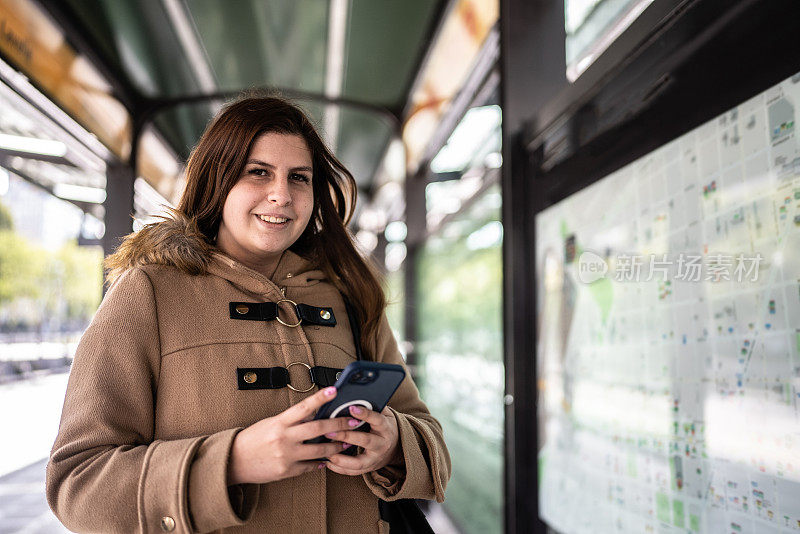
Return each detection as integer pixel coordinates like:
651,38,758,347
207,250,324,297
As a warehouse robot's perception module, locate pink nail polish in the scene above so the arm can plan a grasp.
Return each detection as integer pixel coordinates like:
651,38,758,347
324,387,336,396
350,405,363,415
348,419,359,428
325,432,337,438
317,463,326,469
343,443,350,449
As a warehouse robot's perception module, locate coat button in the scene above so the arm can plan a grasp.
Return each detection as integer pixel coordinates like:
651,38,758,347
244,372,257,384
320,309,331,320
160,516,175,531
235,304,249,315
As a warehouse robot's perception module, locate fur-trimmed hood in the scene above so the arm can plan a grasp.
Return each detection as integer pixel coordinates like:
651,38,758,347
104,211,216,285
103,211,322,293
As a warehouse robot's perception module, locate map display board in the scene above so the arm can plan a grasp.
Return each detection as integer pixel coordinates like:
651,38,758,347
536,71,800,533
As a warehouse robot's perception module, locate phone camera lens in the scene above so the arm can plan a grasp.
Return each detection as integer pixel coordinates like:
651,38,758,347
349,369,377,385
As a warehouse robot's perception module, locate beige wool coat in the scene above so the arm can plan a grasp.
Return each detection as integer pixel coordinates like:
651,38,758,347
46,216,450,533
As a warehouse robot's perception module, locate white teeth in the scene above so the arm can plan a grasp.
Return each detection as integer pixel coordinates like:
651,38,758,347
258,215,288,224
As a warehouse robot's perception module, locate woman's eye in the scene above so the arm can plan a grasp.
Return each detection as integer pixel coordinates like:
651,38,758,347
248,168,269,177
291,173,311,183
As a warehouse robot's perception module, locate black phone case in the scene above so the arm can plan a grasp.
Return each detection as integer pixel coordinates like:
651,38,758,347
304,361,406,454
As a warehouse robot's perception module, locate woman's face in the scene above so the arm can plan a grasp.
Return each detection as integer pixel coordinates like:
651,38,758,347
216,132,314,275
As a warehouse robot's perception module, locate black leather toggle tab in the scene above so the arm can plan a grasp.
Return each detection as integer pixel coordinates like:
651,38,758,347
310,366,344,387
230,302,278,321
237,367,289,389
296,304,336,326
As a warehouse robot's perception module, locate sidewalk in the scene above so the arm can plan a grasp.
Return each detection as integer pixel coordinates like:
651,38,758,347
0,460,68,534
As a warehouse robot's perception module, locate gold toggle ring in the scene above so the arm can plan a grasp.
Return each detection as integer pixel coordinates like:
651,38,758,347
276,298,302,327
286,362,314,392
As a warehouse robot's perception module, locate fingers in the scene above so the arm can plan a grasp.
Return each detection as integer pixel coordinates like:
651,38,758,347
291,415,362,442
321,429,375,451
296,460,329,475
295,442,346,462
278,386,337,425
347,405,387,433
326,451,373,473
324,460,366,476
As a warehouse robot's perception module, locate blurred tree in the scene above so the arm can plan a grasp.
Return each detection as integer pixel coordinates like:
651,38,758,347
0,225,102,331
417,230,503,359
0,230,45,304
56,240,103,321
0,200,13,231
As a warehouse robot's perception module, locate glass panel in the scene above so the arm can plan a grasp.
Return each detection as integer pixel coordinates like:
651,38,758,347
565,0,653,81
150,101,218,162
342,0,441,107
189,0,327,94
536,69,800,532
335,106,393,189
55,0,194,100
417,182,504,534
403,0,498,172
430,105,501,174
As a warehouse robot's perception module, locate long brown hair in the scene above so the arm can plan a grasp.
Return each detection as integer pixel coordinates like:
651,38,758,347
177,94,386,353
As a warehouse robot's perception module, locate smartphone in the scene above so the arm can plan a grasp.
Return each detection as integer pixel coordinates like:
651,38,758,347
305,361,406,454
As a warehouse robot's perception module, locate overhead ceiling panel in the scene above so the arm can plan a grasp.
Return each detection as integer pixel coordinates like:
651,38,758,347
342,0,442,109
27,0,451,200
336,107,393,190
188,0,328,94
150,102,214,161
62,0,201,97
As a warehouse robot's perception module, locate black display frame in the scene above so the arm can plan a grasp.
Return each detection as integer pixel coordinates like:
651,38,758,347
501,0,800,532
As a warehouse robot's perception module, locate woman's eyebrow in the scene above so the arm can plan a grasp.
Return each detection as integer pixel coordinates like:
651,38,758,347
246,159,312,172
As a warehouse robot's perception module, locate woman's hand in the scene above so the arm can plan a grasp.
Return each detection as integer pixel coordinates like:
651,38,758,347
322,405,402,476
227,387,361,485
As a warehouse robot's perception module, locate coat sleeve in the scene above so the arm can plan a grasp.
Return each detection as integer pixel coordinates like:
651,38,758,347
361,312,451,503
46,268,259,533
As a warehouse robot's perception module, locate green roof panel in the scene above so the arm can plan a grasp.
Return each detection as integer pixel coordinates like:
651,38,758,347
188,0,328,94
336,106,393,190
342,0,441,108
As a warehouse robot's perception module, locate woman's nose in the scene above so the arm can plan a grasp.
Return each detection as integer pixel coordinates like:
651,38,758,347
267,176,291,205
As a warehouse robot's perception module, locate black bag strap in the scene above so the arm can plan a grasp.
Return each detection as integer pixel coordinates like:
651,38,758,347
378,499,435,534
342,296,435,533
342,296,363,361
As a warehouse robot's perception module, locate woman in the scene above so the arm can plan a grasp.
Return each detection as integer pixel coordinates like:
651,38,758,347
46,96,450,533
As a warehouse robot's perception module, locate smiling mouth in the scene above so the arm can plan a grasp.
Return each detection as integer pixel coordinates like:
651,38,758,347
256,214,290,224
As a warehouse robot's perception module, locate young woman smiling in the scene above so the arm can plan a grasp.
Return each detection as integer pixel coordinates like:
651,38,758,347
46,96,450,533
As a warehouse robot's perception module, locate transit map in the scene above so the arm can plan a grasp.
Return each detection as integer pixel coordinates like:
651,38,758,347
536,71,800,533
